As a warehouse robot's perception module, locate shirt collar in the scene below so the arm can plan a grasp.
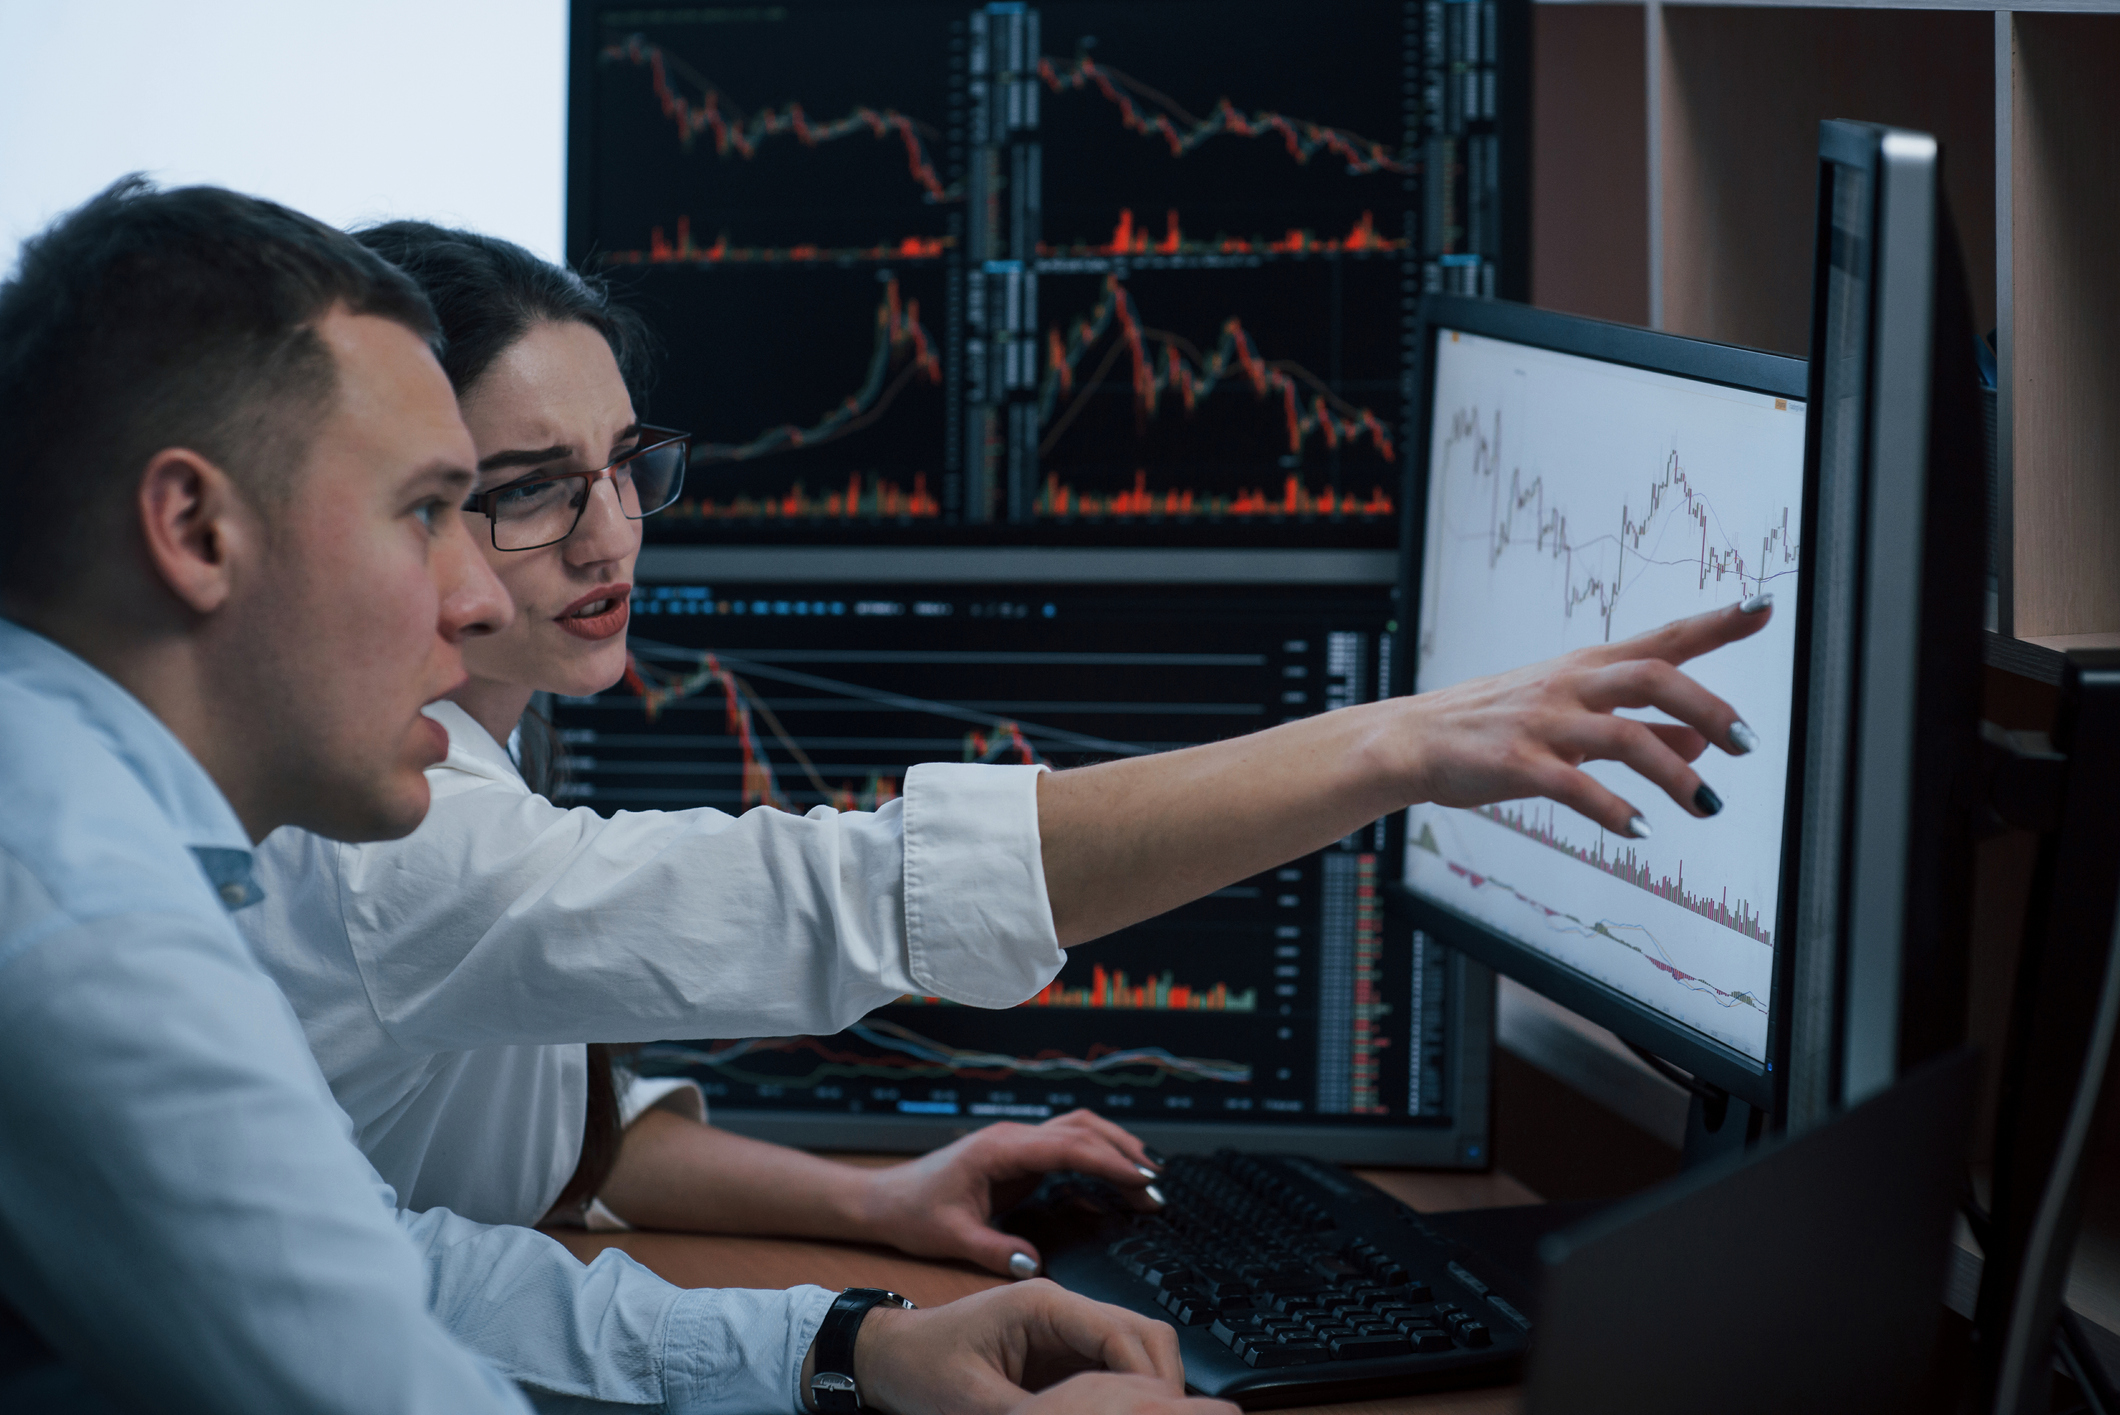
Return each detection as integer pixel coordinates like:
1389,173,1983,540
421,699,527,787
0,618,261,911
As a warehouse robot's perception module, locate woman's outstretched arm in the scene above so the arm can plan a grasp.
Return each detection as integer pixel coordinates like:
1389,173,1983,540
1036,598,1771,947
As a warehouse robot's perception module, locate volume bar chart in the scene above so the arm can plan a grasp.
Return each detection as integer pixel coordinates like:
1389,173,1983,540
1465,803,1773,946
898,964,1257,1012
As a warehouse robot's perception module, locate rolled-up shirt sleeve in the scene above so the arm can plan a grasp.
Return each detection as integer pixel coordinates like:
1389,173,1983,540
331,756,1063,1051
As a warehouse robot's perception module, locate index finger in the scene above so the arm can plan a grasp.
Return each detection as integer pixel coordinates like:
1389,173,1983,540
1580,592,1773,670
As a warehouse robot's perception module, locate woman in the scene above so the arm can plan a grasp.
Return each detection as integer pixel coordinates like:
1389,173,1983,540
241,223,1766,1269
242,221,1163,1274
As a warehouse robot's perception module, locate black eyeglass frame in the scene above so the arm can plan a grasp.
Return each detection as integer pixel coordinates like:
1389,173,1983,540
462,425,691,552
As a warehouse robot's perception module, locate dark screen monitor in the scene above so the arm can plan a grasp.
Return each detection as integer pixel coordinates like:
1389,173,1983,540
553,549,1495,1166
1390,297,1810,1113
563,0,1527,550
1781,120,1985,1124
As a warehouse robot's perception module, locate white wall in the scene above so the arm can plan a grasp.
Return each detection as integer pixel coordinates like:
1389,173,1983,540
0,0,568,276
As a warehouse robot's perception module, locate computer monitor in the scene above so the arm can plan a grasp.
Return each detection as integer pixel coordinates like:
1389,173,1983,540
564,0,1528,549
1782,120,1984,1123
1390,122,1986,1136
553,550,1495,1166
1391,299,1810,1115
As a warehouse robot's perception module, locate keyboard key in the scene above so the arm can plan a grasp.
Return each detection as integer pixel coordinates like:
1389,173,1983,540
1209,1316,1265,1347
1407,1330,1453,1354
1247,1342,1332,1369
1456,1321,1492,1348
1330,1335,1414,1360
1171,1301,1214,1326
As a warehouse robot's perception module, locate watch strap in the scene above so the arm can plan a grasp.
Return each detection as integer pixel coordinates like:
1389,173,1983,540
810,1287,914,1413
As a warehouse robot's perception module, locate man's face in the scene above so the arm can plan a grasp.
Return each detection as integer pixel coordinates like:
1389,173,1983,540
221,308,510,841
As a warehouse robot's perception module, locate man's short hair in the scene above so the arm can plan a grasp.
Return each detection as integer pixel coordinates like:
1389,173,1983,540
0,177,440,599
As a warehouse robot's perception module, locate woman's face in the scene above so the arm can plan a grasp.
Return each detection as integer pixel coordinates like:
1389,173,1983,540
456,319,641,699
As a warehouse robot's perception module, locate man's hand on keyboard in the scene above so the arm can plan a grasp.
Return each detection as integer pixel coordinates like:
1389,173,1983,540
850,1279,1197,1415
857,1109,1163,1277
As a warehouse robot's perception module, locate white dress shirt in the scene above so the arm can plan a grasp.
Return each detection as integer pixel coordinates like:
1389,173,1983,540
0,619,834,1415
241,700,1064,1229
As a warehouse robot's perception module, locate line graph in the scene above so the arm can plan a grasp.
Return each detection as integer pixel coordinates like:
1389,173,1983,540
1037,54,1409,177
1037,274,1396,464
648,1019,1253,1089
1418,840,1767,1017
620,649,1042,812
695,278,939,466
1439,406,1799,644
603,36,958,202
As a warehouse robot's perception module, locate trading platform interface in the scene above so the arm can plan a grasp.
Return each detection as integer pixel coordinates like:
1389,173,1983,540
552,581,1453,1128
1403,330,1807,1062
570,0,1519,546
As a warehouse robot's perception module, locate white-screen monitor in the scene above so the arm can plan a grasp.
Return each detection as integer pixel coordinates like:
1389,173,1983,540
1400,310,1808,1082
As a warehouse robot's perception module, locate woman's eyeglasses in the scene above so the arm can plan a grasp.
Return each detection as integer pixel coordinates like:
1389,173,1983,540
462,427,690,551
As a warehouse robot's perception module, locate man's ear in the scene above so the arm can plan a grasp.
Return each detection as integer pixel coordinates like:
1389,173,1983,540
136,449,257,616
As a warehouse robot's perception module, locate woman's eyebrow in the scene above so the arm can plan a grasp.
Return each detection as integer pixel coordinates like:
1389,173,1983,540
478,443,575,474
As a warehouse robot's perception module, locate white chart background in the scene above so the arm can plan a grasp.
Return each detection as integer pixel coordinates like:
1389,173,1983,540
1404,329,1807,1060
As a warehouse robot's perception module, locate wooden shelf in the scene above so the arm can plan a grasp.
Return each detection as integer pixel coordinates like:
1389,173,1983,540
1532,3,2118,649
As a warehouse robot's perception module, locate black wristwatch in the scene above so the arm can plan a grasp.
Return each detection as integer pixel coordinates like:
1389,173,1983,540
809,1287,916,1413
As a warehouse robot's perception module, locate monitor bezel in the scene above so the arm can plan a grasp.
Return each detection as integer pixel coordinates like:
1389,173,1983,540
1392,294,1810,1112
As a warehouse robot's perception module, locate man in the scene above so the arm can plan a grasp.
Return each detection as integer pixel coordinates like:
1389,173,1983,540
0,178,1218,1415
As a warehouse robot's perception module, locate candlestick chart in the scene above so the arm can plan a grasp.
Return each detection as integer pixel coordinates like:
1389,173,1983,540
1402,327,1807,1062
555,577,1421,1124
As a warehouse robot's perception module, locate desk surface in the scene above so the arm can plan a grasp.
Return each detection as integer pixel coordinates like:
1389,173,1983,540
551,1161,1539,1415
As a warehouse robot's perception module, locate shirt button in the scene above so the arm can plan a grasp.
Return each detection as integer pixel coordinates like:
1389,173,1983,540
218,882,247,908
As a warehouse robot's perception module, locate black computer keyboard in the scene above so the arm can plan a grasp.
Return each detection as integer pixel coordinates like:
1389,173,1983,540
1000,1150,1532,1408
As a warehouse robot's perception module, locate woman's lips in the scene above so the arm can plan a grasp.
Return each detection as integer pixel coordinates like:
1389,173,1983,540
555,594,630,641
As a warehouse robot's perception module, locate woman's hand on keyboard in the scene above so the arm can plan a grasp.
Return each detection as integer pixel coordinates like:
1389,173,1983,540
857,1108,1163,1277
848,1280,1227,1415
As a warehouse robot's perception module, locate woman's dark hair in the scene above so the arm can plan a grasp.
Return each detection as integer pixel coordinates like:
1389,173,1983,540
352,220,653,400
355,223,651,1217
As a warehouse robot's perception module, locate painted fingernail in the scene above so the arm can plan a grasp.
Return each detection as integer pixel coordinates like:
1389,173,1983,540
1144,1183,1166,1208
1008,1252,1040,1280
1739,592,1773,614
1694,784,1724,816
1626,815,1653,840
1136,1165,1158,1179
1143,1145,1168,1166
1729,720,1759,755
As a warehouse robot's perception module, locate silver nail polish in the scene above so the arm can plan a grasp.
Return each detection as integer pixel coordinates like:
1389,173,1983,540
1739,591,1773,614
1729,720,1759,755
1626,815,1653,840
1144,1183,1166,1207
1136,1165,1158,1179
1008,1252,1040,1280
